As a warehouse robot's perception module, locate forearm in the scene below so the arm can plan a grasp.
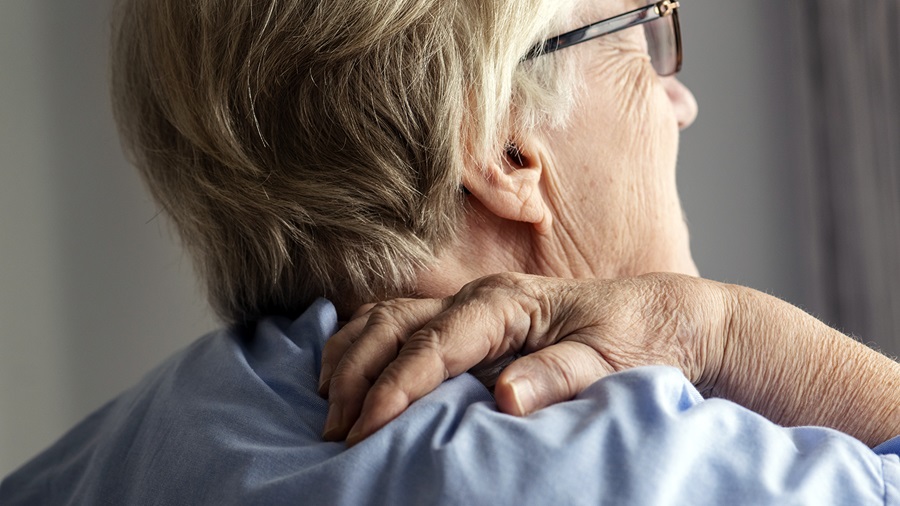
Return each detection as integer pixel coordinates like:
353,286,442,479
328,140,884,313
714,284,900,447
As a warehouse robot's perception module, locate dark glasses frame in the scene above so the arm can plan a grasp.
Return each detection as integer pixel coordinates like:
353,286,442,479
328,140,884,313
523,0,682,76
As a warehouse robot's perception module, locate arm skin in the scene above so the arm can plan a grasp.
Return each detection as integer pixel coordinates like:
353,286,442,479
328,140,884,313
318,272,900,447
717,285,900,447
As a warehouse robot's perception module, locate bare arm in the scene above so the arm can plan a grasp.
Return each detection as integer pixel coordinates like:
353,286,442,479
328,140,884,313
716,285,900,447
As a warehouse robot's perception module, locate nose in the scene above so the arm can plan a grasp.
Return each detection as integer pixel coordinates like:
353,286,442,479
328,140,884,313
663,77,698,130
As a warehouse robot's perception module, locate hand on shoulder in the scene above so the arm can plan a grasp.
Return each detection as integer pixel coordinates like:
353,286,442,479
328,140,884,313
319,273,900,447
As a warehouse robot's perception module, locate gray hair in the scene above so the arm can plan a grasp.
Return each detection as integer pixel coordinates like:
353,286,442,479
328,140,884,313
111,0,578,323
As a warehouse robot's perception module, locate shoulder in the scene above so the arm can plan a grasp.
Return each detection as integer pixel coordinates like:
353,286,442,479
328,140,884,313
0,300,344,505
337,366,897,505
3,313,897,505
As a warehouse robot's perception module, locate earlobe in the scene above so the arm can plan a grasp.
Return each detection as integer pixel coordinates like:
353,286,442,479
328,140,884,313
462,139,553,235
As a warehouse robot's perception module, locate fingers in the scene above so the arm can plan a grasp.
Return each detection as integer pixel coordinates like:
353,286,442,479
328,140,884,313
351,303,377,320
344,334,451,445
494,340,615,417
319,315,370,397
322,272,570,444
322,299,448,441
342,290,548,444
336,300,503,444
318,302,412,397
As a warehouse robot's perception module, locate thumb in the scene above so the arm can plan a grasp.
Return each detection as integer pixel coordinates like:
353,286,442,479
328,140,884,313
494,340,615,416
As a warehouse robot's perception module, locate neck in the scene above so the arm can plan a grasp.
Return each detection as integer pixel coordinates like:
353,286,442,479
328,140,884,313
414,200,533,299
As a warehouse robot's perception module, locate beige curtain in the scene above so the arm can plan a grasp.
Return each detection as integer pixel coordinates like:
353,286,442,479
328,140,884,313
793,1,900,355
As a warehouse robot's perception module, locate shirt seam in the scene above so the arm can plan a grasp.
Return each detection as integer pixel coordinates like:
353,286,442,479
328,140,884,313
881,454,900,506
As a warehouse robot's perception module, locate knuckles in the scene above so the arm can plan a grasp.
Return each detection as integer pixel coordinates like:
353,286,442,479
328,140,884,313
459,272,534,298
454,272,544,316
362,300,424,342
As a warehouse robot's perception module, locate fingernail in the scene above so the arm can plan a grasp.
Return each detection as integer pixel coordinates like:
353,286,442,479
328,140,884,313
345,422,363,446
318,364,333,394
507,378,534,416
322,404,344,440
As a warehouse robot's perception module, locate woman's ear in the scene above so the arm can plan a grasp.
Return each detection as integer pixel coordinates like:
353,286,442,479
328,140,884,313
462,137,553,235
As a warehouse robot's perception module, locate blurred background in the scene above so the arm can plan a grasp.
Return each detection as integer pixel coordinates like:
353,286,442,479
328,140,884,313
1,0,898,476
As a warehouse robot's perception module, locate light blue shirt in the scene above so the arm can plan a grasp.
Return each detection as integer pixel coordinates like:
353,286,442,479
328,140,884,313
3,298,900,505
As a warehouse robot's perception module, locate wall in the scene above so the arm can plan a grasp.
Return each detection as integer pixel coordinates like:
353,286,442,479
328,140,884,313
0,1,214,476
0,0,805,475
678,0,806,307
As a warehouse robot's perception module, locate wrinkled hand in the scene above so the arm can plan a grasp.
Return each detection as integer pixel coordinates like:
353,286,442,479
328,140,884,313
319,272,731,445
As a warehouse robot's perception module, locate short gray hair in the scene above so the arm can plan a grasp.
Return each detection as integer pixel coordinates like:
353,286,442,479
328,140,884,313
111,0,578,323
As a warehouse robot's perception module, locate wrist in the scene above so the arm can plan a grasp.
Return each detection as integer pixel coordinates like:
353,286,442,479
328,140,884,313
634,273,732,393
690,278,737,396
705,281,791,407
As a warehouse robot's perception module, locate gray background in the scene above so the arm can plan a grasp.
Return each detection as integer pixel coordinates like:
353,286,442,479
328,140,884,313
0,0,806,475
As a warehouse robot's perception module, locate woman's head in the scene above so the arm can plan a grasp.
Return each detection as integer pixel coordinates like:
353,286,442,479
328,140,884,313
112,0,578,322
111,0,696,323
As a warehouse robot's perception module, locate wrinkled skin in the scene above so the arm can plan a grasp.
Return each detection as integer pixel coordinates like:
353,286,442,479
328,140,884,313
320,273,727,444
321,273,900,448
535,0,699,281
319,1,900,448
321,0,706,444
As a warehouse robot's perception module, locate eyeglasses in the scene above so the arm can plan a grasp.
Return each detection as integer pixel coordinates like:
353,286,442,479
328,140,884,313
524,0,683,77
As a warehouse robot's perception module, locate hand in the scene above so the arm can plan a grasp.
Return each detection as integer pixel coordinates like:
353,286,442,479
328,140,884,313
318,272,730,445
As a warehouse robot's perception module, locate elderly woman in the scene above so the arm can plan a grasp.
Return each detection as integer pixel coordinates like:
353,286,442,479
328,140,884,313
3,0,900,504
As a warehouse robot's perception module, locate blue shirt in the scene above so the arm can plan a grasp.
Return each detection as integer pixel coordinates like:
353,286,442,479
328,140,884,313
3,298,900,505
